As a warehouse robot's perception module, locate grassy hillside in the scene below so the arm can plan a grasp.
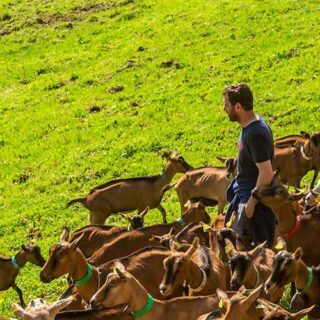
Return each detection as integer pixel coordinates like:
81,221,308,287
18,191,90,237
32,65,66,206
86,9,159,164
0,0,319,315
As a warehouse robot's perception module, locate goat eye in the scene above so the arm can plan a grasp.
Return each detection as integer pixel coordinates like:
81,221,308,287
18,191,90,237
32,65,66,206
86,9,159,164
109,283,115,288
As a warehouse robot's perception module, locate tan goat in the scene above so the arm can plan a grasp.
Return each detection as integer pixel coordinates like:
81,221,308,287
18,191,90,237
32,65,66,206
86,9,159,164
68,208,147,258
224,239,284,302
175,157,237,214
197,286,315,320
67,152,193,224
0,244,45,308
252,172,320,266
90,267,224,320
40,229,184,305
10,297,73,320
160,237,227,297
88,202,211,266
273,132,320,188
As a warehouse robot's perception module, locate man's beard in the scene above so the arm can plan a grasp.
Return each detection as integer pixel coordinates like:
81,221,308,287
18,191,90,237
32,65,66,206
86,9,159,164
227,111,239,122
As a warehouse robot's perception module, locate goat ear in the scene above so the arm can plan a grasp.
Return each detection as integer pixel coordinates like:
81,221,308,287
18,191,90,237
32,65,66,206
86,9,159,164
21,244,29,252
293,247,303,260
216,288,230,308
162,151,171,159
139,206,149,218
60,226,70,242
70,233,84,250
241,284,263,310
114,260,126,273
291,304,316,320
216,156,227,164
300,131,310,139
48,297,73,316
249,241,267,260
10,302,31,318
288,192,306,202
225,238,237,258
186,237,199,259
115,267,127,280
184,200,192,209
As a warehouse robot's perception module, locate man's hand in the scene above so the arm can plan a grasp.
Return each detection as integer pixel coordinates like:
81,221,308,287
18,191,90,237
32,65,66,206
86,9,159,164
245,197,258,218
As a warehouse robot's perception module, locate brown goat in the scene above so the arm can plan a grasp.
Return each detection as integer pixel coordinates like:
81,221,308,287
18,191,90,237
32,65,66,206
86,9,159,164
88,202,211,266
0,244,45,308
160,237,227,297
198,286,315,320
56,308,133,320
68,208,147,258
273,132,320,188
265,247,320,320
41,230,184,305
224,239,284,303
175,157,237,214
252,172,320,266
67,152,193,224
90,268,224,320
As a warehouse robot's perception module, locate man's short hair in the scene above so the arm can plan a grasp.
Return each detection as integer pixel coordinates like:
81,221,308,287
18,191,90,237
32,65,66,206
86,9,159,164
223,83,253,111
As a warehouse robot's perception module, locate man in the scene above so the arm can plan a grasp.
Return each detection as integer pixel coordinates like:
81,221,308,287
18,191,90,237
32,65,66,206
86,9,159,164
223,83,276,248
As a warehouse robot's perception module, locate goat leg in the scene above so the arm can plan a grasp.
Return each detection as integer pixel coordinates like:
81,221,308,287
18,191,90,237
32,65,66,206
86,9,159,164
12,283,26,308
157,204,167,223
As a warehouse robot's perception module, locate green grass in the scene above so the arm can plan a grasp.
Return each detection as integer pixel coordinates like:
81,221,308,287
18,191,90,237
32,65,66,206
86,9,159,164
0,0,319,316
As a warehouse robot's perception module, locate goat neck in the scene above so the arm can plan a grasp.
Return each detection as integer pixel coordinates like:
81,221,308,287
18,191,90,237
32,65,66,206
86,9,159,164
13,249,28,268
294,260,319,304
68,251,101,303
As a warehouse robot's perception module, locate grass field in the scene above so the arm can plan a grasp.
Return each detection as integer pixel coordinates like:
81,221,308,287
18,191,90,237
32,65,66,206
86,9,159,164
0,0,319,316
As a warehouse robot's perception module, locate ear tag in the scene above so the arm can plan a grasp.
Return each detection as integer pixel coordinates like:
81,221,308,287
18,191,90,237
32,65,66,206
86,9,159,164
113,267,117,274
202,223,211,232
225,245,232,254
218,298,224,309
173,241,181,249
275,242,284,250
256,304,266,309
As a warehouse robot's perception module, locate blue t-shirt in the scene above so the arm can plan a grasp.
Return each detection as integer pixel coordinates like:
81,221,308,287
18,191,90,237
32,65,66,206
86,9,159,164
233,115,274,200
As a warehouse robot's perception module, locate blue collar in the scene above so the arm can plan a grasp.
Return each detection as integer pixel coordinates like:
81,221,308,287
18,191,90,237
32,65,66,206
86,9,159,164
11,256,21,269
160,171,171,181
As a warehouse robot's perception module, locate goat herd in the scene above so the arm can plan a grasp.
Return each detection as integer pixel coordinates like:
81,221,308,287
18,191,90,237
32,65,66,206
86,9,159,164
2,132,320,320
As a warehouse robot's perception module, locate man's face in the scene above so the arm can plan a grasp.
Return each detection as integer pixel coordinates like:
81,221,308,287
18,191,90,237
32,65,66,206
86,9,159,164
223,94,239,122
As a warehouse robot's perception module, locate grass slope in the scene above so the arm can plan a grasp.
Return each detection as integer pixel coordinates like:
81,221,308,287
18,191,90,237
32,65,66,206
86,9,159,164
0,0,319,316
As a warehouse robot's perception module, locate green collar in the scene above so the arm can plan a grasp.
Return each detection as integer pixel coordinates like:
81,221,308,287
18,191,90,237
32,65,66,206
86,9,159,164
11,256,20,269
131,294,154,318
176,217,186,226
223,261,230,267
75,264,93,286
298,267,313,295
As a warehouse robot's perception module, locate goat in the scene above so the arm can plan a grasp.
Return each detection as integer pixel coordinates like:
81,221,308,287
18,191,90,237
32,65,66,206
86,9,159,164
88,202,211,266
273,132,320,188
265,247,320,320
40,229,184,304
252,172,320,266
224,239,284,302
159,237,227,297
0,244,45,308
67,152,193,224
197,286,315,320
90,267,225,320
174,157,237,214
67,208,147,258
55,308,133,320
10,297,73,320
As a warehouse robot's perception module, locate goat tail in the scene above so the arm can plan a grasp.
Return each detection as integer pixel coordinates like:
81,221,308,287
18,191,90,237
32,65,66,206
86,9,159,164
67,197,86,207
